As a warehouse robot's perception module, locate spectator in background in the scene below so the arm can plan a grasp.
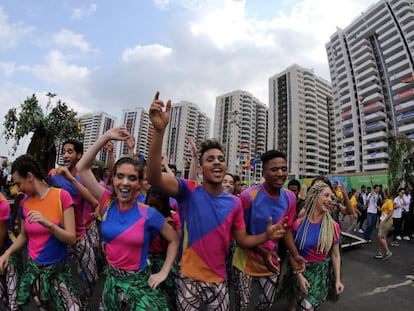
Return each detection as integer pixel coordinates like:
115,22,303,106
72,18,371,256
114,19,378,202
357,185,368,234
389,188,404,245
364,185,381,243
374,188,393,260
288,179,305,216
347,188,359,233
401,184,412,241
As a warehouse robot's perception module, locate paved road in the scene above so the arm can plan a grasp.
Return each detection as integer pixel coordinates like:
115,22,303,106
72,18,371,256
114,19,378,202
269,227,414,311
23,226,414,310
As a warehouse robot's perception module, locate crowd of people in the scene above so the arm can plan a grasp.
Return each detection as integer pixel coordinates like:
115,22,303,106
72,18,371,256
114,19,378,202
0,91,412,310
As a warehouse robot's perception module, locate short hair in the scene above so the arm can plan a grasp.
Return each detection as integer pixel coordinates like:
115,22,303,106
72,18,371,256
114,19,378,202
62,139,83,155
199,139,224,165
112,157,144,180
288,179,301,191
360,184,366,189
234,175,241,183
260,150,287,167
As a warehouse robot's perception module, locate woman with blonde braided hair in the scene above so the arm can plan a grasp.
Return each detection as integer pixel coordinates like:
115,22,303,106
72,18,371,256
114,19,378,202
279,182,344,310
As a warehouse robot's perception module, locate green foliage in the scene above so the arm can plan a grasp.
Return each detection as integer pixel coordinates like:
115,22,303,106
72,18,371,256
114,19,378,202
2,94,84,171
387,134,414,195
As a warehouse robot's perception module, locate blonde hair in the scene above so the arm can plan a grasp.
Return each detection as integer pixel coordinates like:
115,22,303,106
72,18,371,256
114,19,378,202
296,182,339,254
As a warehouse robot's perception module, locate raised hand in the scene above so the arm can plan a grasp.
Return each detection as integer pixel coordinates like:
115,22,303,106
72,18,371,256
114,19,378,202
149,91,171,131
56,166,74,182
104,127,131,141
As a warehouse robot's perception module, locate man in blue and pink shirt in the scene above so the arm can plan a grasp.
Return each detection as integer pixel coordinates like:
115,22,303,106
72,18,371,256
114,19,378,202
147,92,286,311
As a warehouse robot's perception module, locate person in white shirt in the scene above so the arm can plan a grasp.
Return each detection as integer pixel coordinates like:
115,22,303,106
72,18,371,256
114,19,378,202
402,185,412,240
389,188,404,246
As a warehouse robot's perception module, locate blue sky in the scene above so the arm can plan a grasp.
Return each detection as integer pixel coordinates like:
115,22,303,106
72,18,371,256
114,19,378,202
0,0,375,158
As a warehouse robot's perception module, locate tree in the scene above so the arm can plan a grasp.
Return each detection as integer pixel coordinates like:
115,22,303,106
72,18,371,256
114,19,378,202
3,94,84,172
387,134,414,195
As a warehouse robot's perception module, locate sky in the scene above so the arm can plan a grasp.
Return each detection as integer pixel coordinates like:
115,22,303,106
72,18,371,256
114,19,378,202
0,0,376,159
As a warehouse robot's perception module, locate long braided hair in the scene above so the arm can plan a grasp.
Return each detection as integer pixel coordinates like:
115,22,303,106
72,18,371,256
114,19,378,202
295,182,339,254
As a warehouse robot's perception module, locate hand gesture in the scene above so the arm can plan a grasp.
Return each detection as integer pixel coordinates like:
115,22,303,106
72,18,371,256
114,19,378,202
161,154,169,167
103,141,114,153
188,137,198,158
126,136,135,150
266,216,288,240
56,166,74,182
148,270,168,290
0,254,9,273
297,273,310,295
261,249,280,274
149,91,171,131
289,253,307,274
104,127,131,142
27,210,52,229
336,280,344,294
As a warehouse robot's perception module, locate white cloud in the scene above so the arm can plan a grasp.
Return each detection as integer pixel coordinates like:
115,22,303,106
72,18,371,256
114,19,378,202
53,29,93,52
122,44,172,62
71,3,97,20
20,50,89,84
0,6,34,49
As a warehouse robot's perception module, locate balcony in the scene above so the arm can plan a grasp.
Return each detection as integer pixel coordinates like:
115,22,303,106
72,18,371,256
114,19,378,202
394,88,414,101
361,111,387,123
363,130,387,141
394,99,414,113
365,120,387,133
363,163,388,171
366,151,389,160
363,141,387,151
398,122,414,133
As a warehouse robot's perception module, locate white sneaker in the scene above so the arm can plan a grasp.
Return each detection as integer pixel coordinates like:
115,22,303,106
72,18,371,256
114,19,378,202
396,236,402,241
403,236,411,241
358,229,364,233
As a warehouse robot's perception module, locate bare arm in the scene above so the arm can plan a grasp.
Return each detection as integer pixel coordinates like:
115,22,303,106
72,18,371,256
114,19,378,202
330,243,344,294
27,206,77,245
0,218,27,272
0,220,7,252
147,221,179,289
55,166,99,208
147,92,179,197
284,227,306,273
187,137,198,181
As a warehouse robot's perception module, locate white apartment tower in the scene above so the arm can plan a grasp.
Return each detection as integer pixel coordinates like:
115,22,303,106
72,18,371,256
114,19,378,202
119,108,152,160
163,101,210,176
326,0,414,173
79,112,116,163
268,64,334,179
214,90,267,183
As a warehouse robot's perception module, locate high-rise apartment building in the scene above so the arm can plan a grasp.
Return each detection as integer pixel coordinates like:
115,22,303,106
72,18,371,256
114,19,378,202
119,107,152,160
326,0,414,173
268,64,334,179
163,101,210,176
214,90,267,183
79,112,116,163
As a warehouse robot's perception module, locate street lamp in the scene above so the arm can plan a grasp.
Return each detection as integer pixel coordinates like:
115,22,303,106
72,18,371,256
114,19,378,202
45,92,56,110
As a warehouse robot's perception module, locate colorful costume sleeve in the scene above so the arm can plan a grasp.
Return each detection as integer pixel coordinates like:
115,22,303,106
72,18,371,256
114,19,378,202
0,194,10,221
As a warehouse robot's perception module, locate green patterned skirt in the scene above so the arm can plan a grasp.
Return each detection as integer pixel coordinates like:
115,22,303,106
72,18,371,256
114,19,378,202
17,257,79,310
277,257,338,308
103,264,169,311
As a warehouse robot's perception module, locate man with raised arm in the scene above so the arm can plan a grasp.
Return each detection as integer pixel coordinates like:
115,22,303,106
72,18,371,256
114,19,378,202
147,92,287,311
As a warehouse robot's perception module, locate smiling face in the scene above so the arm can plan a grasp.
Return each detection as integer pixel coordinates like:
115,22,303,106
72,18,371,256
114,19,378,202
112,163,140,205
316,185,333,214
262,157,288,194
62,143,81,171
12,171,34,196
222,173,235,194
200,148,226,186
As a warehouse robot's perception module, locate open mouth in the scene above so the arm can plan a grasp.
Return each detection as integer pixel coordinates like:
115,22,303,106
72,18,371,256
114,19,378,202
120,188,131,198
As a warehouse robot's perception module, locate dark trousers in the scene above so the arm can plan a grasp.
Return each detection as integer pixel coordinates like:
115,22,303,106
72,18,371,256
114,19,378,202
357,209,367,229
402,211,412,236
387,218,402,240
